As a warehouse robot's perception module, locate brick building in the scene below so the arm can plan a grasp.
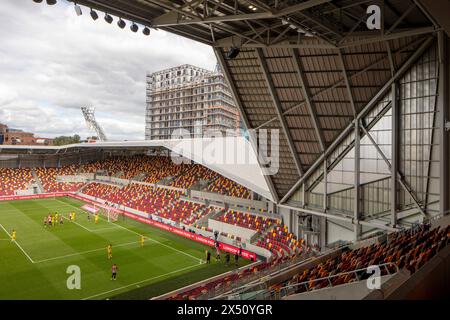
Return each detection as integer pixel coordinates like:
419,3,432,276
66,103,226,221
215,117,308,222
0,123,53,146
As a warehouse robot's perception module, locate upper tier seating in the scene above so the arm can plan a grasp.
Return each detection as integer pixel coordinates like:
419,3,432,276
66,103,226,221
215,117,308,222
207,176,251,199
218,210,276,233
170,164,219,189
35,166,84,192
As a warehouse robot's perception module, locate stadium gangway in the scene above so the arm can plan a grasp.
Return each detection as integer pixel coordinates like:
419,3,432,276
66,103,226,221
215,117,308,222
222,262,399,300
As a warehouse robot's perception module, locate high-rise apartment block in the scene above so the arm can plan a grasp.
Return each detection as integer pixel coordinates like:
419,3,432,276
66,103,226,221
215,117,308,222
145,64,240,140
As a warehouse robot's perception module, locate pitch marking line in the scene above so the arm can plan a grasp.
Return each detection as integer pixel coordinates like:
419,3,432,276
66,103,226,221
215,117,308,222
55,199,203,264
61,215,91,231
34,240,141,264
0,204,76,216
0,223,35,264
82,262,205,300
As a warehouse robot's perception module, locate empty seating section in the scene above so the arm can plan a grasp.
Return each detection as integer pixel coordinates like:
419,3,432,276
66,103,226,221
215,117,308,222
78,156,249,199
167,258,289,300
0,168,34,196
81,182,209,225
82,182,118,199
143,157,190,184
207,176,251,199
170,164,219,189
167,223,449,300
35,166,84,192
79,156,133,176
2,156,252,200
218,210,275,233
258,225,304,258
217,209,302,257
280,224,450,294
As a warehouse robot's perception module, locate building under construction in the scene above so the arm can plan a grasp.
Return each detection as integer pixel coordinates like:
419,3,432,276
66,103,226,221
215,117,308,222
145,64,240,140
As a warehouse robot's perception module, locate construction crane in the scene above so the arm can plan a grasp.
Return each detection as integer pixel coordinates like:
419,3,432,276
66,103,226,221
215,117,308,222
81,106,108,141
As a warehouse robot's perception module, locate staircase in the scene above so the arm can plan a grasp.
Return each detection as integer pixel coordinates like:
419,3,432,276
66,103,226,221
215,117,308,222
158,176,175,186
113,170,123,178
77,182,91,193
251,224,276,244
132,173,146,182
194,207,217,227
31,169,45,193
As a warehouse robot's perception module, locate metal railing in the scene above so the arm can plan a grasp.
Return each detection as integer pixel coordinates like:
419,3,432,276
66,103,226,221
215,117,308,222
227,262,399,300
202,252,317,300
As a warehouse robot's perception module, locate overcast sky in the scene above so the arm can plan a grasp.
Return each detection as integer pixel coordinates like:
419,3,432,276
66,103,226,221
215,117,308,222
0,0,217,140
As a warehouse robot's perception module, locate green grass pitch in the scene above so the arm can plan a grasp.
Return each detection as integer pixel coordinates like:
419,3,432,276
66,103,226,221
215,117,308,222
0,197,249,300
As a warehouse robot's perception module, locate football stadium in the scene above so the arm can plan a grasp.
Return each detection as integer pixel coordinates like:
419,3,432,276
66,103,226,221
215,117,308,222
0,0,449,304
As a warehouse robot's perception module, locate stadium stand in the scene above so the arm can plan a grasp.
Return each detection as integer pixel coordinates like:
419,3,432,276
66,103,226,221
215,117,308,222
170,164,219,189
164,222,449,300
77,155,251,199
216,210,302,257
1,154,448,301
0,168,34,196
274,224,450,295
35,166,84,192
81,182,209,225
207,176,251,199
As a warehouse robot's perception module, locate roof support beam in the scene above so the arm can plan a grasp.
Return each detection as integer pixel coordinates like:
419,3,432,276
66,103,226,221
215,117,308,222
214,47,279,203
338,27,437,48
391,81,399,226
280,36,435,203
150,0,332,26
290,48,325,151
437,31,450,216
256,48,304,176
417,0,450,36
279,204,400,232
385,40,396,76
385,2,417,35
337,49,357,117
256,37,426,131
359,124,427,217
354,118,362,240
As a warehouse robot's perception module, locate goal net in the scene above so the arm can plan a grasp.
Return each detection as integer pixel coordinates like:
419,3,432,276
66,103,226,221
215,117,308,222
96,204,120,222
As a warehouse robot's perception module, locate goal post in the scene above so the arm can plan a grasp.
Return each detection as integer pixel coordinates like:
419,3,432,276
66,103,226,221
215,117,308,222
98,205,119,222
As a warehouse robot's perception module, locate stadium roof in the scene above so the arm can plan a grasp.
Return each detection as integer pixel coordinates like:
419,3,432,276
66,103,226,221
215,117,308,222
0,137,275,201
60,0,448,203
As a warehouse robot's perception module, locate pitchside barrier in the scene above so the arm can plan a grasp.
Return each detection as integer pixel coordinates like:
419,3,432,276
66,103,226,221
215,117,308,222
0,192,257,261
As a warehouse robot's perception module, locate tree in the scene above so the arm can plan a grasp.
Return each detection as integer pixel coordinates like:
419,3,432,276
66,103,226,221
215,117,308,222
53,134,81,146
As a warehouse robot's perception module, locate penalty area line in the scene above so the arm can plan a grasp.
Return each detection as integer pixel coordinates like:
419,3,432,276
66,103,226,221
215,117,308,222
55,198,203,264
82,262,205,300
34,240,141,264
0,223,35,264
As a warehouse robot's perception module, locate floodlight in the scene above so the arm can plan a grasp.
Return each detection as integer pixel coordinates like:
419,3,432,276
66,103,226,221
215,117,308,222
90,9,98,20
104,13,113,24
74,4,82,16
143,27,151,36
226,47,240,60
130,23,139,33
117,18,126,29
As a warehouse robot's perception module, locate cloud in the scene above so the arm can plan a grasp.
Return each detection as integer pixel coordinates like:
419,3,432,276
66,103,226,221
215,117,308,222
0,0,216,140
